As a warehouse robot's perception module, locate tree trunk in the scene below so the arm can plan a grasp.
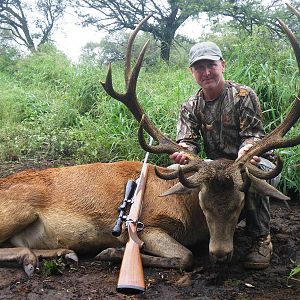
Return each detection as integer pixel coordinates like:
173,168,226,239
159,31,175,63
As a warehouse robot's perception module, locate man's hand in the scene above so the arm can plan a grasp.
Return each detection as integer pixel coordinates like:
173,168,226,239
169,142,189,165
237,144,261,165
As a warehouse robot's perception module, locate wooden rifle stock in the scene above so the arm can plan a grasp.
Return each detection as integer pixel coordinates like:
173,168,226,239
117,162,150,294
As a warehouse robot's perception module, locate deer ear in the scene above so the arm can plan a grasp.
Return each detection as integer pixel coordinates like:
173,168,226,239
159,182,197,197
247,172,290,201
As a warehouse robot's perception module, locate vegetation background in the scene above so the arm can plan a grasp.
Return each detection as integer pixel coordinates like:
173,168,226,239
0,8,299,199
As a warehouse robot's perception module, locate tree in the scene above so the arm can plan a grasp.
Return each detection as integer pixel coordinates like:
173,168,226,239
0,0,66,52
207,0,300,36
73,0,298,63
79,30,160,65
73,0,199,62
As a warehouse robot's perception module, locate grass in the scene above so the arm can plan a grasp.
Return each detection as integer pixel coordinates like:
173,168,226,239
41,257,75,276
287,264,300,287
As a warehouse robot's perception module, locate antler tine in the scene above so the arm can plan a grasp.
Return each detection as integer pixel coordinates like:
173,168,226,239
237,103,300,166
286,3,300,22
101,15,152,115
100,14,161,138
237,5,300,164
127,40,150,99
238,96,300,163
243,156,283,180
278,15,300,70
101,64,126,103
154,163,199,180
178,167,202,188
278,4,300,90
125,14,152,88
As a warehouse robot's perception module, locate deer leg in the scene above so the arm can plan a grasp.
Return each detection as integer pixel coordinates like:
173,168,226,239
33,248,78,263
0,247,37,277
140,227,194,270
0,247,78,277
95,247,124,262
96,227,193,270
0,202,40,276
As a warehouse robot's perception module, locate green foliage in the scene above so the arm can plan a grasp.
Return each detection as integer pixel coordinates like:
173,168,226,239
79,31,160,65
287,264,300,287
0,32,299,197
15,44,73,89
41,257,68,276
0,45,21,73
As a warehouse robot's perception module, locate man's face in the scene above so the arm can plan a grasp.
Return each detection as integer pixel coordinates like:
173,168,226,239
190,59,225,91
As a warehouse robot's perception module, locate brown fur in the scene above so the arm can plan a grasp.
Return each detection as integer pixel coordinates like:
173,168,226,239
0,161,209,273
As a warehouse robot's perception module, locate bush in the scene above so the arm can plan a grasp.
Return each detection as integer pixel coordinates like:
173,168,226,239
15,44,74,90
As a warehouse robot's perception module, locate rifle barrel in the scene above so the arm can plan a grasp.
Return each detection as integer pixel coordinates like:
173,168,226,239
126,163,149,223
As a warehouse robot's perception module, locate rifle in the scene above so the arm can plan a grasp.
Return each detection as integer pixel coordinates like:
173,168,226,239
116,137,153,294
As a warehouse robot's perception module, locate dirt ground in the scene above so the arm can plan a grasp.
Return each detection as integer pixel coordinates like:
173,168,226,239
0,160,299,300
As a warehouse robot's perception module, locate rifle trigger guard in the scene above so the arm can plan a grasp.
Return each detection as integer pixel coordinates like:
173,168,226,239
136,221,144,232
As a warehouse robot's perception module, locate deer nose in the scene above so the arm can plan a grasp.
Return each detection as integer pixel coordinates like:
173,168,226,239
209,250,233,264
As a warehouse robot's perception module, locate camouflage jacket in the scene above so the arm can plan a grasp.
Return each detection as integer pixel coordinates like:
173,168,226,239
176,81,265,160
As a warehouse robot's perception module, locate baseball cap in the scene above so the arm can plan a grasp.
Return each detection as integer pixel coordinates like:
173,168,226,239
189,42,223,66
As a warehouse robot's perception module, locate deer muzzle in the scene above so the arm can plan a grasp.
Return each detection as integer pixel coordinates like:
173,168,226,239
209,239,234,264
209,249,233,264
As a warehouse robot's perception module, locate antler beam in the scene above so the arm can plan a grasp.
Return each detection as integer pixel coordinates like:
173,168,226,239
101,15,204,174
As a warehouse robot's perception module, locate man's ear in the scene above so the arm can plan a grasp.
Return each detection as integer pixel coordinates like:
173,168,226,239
221,59,225,73
190,67,197,79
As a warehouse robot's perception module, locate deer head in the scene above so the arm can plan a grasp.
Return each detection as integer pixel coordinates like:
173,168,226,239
102,5,300,263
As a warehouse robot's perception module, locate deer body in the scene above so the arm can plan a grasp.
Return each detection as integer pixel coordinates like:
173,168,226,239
1,163,131,251
0,161,211,273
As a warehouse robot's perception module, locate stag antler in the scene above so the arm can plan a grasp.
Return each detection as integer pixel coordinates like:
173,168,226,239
235,4,300,178
101,15,204,177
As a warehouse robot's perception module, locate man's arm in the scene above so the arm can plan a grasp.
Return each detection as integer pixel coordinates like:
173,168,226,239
236,88,265,164
170,98,202,164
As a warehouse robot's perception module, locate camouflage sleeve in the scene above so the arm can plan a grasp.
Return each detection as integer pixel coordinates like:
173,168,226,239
176,98,202,154
236,87,276,162
237,88,265,148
